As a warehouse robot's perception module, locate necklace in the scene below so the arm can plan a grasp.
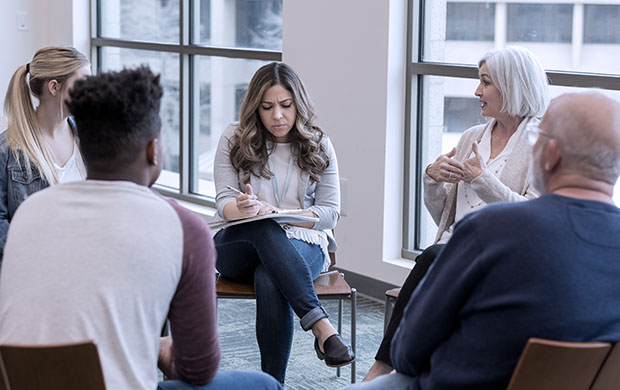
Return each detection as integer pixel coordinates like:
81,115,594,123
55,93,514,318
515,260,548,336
267,155,294,208
462,155,509,209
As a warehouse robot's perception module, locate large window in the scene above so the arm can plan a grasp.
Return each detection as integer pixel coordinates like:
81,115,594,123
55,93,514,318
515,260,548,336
405,0,620,256
92,0,282,203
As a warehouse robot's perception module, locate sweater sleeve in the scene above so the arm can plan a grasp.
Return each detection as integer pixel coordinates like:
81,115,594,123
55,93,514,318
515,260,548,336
469,167,539,204
391,216,484,376
422,172,449,226
422,126,476,227
307,137,340,230
214,124,241,219
166,199,221,385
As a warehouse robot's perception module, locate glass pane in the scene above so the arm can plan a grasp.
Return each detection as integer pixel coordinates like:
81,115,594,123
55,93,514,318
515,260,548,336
584,5,620,44
100,47,180,190
507,4,572,43
446,2,495,41
100,0,180,43
416,76,620,248
194,0,282,50
192,57,271,198
423,1,496,64
422,1,620,75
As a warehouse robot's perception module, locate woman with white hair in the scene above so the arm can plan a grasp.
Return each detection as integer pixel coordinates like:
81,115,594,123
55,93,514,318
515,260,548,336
363,46,550,381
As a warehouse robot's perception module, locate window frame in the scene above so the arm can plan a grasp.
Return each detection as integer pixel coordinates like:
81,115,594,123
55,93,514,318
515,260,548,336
90,0,282,207
402,0,620,259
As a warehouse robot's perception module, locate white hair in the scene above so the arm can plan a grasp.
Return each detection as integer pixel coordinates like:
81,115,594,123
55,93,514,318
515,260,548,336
479,46,549,118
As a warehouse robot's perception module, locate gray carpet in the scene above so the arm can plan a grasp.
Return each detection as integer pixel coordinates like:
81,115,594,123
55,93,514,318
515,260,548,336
217,296,385,389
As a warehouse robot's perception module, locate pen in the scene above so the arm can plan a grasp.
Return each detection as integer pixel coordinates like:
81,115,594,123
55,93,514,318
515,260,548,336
227,185,277,213
226,185,244,194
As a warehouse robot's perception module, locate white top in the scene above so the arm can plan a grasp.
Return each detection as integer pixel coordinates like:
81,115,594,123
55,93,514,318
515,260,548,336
441,122,525,243
254,143,331,271
0,181,186,389
54,142,86,183
255,143,300,209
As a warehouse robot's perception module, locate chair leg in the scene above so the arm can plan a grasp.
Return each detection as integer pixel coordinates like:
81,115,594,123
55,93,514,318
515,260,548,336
351,288,357,384
337,297,343,377
384,296,394,334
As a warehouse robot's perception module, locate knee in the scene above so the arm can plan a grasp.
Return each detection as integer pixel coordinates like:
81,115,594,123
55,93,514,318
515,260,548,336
254,266,281,299
226,219,283,244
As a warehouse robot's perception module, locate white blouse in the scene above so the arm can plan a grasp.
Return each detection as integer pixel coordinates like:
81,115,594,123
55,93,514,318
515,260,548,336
440,122,524,243
54,143,86,184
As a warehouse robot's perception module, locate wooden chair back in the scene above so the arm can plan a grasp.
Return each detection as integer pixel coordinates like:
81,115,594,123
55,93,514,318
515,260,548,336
0,341,106,390
591,342,620,390
507,338,612,390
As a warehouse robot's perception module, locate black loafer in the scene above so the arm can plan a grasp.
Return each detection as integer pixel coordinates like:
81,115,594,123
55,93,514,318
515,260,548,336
314,334,355,367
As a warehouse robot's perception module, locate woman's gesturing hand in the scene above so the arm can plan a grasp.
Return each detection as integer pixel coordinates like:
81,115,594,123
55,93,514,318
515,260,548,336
426,147,465,183
463,142,486,183
236,184,261,217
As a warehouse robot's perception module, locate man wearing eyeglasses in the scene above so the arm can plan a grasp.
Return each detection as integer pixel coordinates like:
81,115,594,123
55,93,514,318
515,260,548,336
345,90,620,390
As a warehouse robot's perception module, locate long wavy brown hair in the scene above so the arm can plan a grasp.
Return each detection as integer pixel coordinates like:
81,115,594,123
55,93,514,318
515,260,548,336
229,62,329,183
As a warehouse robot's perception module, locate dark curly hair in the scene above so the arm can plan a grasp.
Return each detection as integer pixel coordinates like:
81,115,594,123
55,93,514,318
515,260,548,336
66,66,163,169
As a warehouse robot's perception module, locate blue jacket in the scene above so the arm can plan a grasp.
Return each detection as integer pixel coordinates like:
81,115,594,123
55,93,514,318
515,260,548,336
0,118,78,264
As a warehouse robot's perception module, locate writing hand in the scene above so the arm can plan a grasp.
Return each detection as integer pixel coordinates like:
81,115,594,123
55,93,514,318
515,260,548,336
463,142,486,183
236,183,261,217
425,147,465,183
257,201,279,215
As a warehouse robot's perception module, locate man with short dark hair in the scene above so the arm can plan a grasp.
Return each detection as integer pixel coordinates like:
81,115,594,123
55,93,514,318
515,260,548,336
345,91,620,390
0,66,281,390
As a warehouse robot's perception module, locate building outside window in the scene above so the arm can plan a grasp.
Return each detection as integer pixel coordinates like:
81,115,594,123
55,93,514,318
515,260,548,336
584,5,620,44
92,0,282,203
405,0,620,255
506,4,573,43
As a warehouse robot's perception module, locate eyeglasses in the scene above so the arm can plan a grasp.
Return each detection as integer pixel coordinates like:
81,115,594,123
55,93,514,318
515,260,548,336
526,125,554,146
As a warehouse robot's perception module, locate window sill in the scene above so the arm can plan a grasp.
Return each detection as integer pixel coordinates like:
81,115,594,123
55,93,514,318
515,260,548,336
172,198,217,225
383,257,416,270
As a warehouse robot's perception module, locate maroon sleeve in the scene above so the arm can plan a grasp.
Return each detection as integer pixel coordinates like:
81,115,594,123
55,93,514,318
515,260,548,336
165,198,220,385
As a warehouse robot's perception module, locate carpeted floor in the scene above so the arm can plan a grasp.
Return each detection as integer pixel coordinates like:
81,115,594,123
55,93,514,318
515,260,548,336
217,295,386,389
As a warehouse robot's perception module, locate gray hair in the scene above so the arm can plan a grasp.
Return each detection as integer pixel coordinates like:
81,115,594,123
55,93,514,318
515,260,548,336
479,46,549,118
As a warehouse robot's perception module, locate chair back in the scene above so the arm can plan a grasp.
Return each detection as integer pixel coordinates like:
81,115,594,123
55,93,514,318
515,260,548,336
591,343,620,390
507,337,611,390
0,341,106,390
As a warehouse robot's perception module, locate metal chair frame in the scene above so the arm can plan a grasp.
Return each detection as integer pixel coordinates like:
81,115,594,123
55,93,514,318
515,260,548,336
216,270,357,383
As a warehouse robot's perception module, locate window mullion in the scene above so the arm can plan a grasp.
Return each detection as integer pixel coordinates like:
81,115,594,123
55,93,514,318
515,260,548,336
179,0,191,195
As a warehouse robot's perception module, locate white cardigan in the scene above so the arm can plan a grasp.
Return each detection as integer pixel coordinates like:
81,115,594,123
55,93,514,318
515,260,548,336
423,117,540,244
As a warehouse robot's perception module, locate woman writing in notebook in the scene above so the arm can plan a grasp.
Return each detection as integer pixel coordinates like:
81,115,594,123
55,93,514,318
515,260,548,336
363,46,550,381
0,46,90,264
213,62,354,384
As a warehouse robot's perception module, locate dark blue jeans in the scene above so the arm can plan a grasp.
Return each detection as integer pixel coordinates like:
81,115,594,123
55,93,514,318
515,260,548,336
157,370,282,390
214,219,327,384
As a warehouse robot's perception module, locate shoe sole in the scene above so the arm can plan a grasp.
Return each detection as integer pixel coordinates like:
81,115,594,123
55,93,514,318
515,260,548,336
325,358,356,368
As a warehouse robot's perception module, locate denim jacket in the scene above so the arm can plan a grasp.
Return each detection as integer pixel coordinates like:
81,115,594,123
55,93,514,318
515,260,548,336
0,118,78,263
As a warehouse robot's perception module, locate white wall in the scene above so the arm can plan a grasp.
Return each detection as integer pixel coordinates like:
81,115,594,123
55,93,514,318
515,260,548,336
283,0,412,286
0,0,89,130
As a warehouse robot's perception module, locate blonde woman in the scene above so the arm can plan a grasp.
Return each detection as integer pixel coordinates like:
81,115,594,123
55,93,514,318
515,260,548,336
213,62,354,384
0,46,90,262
